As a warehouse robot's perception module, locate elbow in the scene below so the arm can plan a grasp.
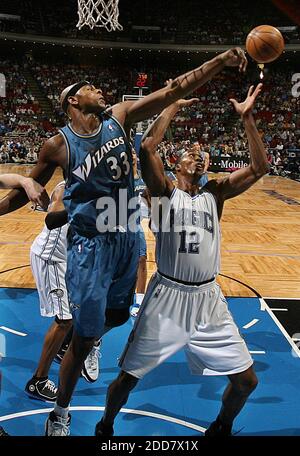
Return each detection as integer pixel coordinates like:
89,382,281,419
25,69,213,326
251,162,270,179
140,137,156,156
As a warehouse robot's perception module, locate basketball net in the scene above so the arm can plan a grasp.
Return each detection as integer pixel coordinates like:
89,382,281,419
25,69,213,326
77,0,123,32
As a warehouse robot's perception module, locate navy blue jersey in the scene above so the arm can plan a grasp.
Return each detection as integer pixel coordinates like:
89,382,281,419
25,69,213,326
60,112,134,236
134,174,146,199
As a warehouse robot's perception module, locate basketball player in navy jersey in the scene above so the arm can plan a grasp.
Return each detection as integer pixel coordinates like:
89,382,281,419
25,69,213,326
0,47,247,435
95,83,269,437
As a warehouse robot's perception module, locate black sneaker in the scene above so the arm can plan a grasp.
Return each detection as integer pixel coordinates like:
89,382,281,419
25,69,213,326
25,377,57,402
95,419,114,437
54,343,69,364
204,416,232,436
0,426,9,436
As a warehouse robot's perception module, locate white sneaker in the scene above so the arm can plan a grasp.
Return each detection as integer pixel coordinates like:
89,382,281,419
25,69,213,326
81,341,101,383
45,411,71,436
130,303,141,317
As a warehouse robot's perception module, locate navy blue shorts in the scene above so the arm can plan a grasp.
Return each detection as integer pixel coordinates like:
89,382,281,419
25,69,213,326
66,230,139,338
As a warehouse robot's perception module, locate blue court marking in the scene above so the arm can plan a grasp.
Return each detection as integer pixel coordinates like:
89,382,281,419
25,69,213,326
0,288,299,436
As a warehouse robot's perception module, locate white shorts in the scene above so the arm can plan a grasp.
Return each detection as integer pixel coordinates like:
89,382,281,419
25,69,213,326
120,272,253,378
30,251,71,320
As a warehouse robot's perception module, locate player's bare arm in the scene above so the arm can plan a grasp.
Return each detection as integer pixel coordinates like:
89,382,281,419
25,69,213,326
139,98,198,197
0,173,49,210
45,184,68,230
112,48,247,127
0,134,66,215
207,83,269,215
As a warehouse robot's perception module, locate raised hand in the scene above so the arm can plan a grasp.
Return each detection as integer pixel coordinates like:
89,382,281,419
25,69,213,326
175,98,199,109
220,47,248,73
229,84,263,118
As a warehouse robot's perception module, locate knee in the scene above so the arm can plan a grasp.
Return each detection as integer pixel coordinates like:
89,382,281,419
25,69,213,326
105,308,130,328
55,316,72,329
233,371,258,396
70,334,95,359
116,371,139,391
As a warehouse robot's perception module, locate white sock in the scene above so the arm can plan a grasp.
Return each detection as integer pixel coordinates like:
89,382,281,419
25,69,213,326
136,293,145,306
54,403,69,419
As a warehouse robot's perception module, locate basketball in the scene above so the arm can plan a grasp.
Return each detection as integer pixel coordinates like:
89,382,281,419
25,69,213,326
246,25,285,63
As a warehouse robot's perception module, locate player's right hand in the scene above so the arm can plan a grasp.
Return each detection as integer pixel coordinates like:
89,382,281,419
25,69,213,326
220,47,248,73
22,178,50,210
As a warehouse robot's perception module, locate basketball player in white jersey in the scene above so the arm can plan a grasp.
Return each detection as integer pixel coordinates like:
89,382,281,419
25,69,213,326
25,182,101,402
95,83,269,437
0,173,48,436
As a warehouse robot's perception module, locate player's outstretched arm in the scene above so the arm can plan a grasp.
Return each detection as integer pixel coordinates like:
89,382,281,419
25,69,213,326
0,135,64,215
140,98,198,197
113,48,247,127
45,184,68,230
208,84,269,205
0,174,49,210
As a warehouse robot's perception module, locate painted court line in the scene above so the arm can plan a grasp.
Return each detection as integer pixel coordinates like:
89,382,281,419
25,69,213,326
269,308,288,312
260,298,300,358
249,351,266,355
0,406,206,434
0,326,27,337
243,319,259,329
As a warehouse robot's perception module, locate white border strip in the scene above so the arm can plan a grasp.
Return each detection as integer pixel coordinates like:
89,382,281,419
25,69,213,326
264,297,300,300
260,298,300,358
0,406,206,433
0,326,27,337
269,308,288,312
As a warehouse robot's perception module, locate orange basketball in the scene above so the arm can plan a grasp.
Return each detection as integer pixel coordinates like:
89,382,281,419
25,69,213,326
246,25,285,63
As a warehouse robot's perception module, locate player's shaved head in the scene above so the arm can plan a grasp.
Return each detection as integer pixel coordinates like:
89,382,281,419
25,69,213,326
60,80,90,114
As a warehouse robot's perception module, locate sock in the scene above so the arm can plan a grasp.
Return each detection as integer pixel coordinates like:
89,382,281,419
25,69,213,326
94,338,102,347
54,402,69,419
135,293,145,306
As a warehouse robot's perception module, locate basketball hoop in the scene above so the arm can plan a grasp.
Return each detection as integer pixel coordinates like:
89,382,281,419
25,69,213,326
77,0,123,32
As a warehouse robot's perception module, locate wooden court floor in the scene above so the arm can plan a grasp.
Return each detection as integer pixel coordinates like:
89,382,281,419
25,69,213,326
0,164,299,298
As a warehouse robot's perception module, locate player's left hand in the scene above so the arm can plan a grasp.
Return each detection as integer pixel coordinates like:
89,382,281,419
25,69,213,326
229,83,263,118
22,178,50,210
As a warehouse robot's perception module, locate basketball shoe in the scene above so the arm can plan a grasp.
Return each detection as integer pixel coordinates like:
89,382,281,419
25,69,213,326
95,418,114,437
204,416,232,436
81,339,102,383
25,377,57,402
45,411,71,436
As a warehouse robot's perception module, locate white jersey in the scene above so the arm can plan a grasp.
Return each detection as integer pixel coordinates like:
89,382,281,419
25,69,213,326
154,187,220,283
31,182,68,263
